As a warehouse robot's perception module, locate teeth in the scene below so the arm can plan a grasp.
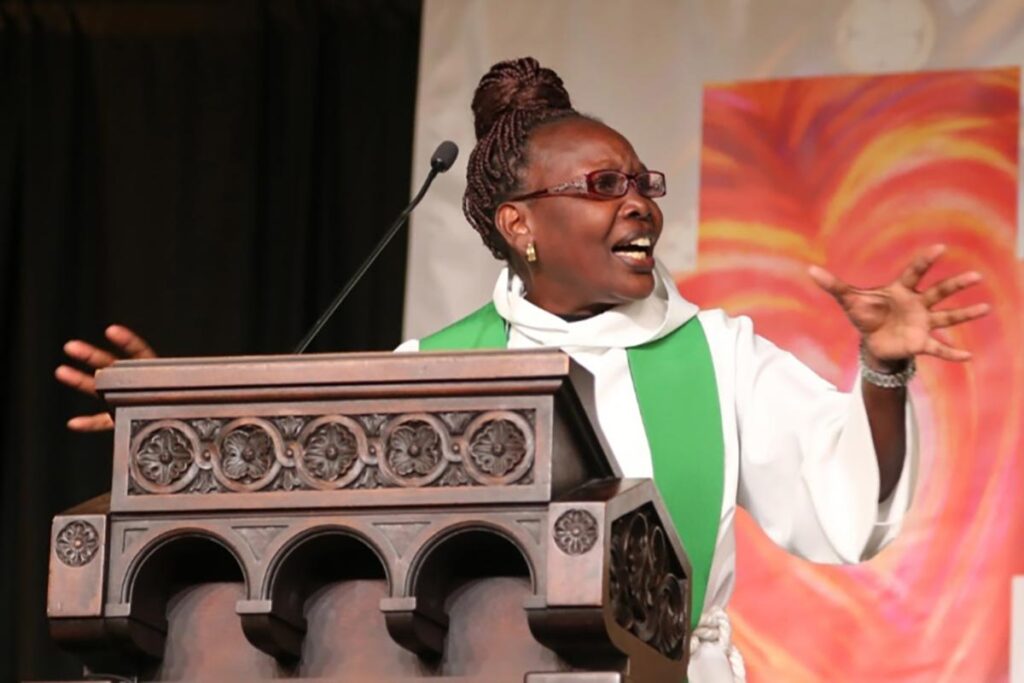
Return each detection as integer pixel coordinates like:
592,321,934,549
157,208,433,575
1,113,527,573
617,250,648,260
612,235,654,261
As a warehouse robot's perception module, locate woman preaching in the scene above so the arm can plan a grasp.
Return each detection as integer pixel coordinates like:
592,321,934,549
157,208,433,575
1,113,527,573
57,58,989,682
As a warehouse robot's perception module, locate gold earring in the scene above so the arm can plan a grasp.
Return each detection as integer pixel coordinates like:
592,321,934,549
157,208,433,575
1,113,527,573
526,241,538,263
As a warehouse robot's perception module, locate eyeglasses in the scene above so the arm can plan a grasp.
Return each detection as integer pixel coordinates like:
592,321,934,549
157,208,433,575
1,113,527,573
505,169,667,202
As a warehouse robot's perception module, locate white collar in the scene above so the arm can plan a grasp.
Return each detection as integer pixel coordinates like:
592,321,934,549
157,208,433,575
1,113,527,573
491,259,699,350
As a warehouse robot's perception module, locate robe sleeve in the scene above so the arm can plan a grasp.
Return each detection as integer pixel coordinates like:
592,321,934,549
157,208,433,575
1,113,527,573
394,339,421,352
715,311,918,564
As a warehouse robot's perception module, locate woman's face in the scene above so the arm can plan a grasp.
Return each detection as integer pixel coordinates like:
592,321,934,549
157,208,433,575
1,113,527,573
497,118,664,317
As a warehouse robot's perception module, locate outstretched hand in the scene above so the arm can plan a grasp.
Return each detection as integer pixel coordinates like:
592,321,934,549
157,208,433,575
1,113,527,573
55,325,156,432
808,245,989,368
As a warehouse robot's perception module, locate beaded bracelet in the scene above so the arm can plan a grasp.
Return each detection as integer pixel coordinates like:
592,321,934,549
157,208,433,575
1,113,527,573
859,341,916,389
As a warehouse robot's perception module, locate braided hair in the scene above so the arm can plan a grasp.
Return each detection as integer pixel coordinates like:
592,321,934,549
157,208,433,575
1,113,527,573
463,57,588,260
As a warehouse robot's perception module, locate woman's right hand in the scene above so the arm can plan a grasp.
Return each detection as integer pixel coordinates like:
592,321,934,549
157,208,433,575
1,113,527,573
55,325,157,432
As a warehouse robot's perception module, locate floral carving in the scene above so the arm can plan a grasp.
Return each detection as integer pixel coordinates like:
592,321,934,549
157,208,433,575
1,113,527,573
553,509,599,555
190,418,223,441
302,422,358,481
274,416,306,440
385,421,443,478
186,470,221,494
469,419,527,476
352,468,384,489
271,469,304,491
357,414,389,436
220,426,275,483
55,520,100,567
127,409,537,495
438,464,475,487
135,427,194,486
609,505,688,660
439,411,474,434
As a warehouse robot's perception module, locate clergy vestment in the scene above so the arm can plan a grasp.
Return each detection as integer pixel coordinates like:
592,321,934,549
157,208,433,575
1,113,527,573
396,260,918,683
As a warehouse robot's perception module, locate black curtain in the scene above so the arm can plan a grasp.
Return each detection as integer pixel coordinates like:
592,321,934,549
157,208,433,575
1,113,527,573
0,1,423,678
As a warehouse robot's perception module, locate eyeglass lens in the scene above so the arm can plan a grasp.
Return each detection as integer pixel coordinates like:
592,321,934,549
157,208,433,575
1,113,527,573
590,171,665,198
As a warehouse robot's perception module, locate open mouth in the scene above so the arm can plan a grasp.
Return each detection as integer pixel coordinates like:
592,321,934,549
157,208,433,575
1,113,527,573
611,234,655,267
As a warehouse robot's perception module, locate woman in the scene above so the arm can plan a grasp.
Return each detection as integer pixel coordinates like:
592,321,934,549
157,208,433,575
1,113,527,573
58,58,988,681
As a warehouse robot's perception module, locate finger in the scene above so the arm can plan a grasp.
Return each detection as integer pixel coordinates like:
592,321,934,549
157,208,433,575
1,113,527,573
922,337,972,362
922,270,983,307
808,265,852,299
67,413,114,432
929,303,991,329
899,244,946,290
63,340,118,369
54,364,98,396
106,325,156,359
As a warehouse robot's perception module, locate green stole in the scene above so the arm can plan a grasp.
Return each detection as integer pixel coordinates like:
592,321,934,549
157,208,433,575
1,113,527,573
420,302,724,629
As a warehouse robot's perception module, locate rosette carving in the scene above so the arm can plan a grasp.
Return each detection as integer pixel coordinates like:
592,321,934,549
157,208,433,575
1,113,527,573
380,416,448,486
130,421,200,493
469,419,526,475
136,428,193,485
462,411,534,484
295,416,366,488
304,423,357,479
553,509,599,555
55,520,100,567
388,423,441,475
126,409,537,495
212,419,281,490
609,505,687,660
222,427,275,482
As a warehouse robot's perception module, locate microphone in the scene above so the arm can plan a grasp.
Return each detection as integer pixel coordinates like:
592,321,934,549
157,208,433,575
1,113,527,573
431,140,458,172
292,140,459,354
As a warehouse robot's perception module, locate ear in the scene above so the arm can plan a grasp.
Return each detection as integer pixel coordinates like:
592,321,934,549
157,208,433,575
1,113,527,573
494,202,533,260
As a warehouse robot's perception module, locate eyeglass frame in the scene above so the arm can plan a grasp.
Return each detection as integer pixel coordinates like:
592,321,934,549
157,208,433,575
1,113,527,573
503,169,667,202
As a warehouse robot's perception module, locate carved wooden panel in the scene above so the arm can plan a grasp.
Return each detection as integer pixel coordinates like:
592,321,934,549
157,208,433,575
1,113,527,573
48,510,107,619
126,410,536,496
608,503,689,661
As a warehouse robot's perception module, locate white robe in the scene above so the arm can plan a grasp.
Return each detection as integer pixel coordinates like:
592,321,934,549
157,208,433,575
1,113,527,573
397,261,918,683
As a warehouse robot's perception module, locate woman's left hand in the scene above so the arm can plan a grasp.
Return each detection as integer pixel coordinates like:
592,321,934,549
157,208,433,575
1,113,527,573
808,244,989,368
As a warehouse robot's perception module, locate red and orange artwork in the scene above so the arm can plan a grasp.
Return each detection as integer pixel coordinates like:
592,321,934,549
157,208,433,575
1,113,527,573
681,68,1024,682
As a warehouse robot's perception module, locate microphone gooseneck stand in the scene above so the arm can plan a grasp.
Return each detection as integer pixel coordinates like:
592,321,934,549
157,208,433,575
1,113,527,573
292,140,459,354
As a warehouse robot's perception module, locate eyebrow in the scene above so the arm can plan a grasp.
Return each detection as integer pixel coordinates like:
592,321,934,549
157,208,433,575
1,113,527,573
586,159,648,172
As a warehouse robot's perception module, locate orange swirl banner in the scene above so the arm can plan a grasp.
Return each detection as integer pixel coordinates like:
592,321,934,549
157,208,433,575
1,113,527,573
681,67,1024,682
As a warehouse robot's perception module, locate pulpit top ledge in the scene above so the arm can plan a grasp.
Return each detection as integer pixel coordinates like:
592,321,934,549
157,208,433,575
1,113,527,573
95,349,622,514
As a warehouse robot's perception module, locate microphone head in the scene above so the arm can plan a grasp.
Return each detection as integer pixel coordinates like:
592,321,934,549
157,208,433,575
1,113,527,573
430,140,459,173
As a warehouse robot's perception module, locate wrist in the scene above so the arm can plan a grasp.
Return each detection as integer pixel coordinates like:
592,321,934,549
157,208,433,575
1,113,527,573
859,340,915,388
862,351,910,374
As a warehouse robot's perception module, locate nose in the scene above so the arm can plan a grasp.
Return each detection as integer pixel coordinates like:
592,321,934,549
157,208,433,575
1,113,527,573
620,187,655,223
625,205,653,222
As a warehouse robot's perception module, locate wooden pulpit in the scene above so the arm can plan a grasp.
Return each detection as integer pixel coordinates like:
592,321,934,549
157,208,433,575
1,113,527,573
46,350,692,682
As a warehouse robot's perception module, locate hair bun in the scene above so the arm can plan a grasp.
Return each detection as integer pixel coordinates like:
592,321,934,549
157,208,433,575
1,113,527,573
471,57,573,139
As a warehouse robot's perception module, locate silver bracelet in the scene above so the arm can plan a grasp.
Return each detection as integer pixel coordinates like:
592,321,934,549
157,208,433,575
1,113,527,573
859,341,916,388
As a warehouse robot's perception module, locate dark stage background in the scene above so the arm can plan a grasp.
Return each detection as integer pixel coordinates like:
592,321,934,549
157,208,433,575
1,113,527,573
0,1,423,678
